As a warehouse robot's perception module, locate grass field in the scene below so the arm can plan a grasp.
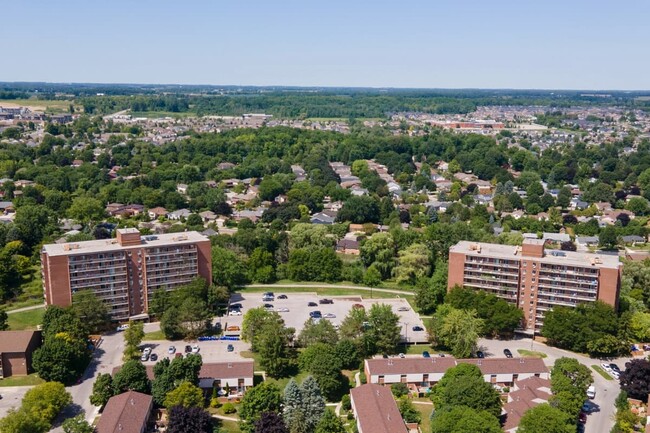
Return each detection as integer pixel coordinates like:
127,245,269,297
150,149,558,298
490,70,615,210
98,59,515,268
130,111,196,119
0,98,80,113
591,365,614,380
243,284,414,299
7,306,45,330
143,330,167,340
517,349,548,358
3,267,45,311
0,373,45,387
414,401,434,433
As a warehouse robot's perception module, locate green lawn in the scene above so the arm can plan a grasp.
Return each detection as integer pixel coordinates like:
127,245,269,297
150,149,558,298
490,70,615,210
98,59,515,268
400,344,436,356
0,374,45,387
0,98,80,113
591,365,614,380
517,349,548,358
130,111,196,119
7,306,45,330
3,267,46,311
414,402,434,433
143,330,167,340
218,420,242,433
242,285,414,299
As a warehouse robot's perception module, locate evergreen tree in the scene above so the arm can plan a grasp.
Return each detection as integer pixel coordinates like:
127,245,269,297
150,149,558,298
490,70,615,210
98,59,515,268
315,409,345,433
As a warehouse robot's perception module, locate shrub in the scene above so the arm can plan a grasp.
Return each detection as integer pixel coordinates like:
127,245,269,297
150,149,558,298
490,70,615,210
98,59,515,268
222,402,237,414
210,398,221,408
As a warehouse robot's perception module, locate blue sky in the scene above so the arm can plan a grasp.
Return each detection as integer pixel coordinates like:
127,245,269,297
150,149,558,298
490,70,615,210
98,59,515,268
2,0,649,89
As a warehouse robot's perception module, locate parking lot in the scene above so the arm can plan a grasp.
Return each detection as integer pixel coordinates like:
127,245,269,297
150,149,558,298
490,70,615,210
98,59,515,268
226,292,428,343
139,338,251,366
0,386,31,419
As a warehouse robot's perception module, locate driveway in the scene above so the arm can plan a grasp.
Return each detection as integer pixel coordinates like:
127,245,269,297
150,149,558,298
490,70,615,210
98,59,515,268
0,386,31,419
478,337,629,433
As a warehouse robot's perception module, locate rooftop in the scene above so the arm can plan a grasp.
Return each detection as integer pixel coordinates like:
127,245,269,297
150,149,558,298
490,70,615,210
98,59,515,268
95,390,152,433
351,384,408,433
42,231,209,257
0,330,40,353
450,240,620,269
365,356,548,376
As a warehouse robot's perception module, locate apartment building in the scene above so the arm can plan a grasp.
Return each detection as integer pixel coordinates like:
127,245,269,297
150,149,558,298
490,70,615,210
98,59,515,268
41,228,212,321
448,239,621,332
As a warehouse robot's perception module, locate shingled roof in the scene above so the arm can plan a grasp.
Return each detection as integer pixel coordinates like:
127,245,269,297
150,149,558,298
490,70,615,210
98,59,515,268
95,390,152,433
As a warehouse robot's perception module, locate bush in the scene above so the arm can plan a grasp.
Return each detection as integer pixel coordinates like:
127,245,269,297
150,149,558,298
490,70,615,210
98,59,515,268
359,372,367,384
341,394,351,412
222,402,237,414
391,382,409,398
210,398,221,408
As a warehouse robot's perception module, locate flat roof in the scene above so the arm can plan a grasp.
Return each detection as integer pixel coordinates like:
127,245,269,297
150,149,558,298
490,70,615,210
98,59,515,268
0,330,40,353
450,240,620,269
42,231,209,257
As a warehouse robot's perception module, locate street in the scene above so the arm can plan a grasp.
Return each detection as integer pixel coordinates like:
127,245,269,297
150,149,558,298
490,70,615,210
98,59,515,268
478,337,629,433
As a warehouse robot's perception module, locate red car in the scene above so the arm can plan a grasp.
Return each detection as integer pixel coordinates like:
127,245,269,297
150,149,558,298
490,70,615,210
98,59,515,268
352,303,365,309
578,412,587,424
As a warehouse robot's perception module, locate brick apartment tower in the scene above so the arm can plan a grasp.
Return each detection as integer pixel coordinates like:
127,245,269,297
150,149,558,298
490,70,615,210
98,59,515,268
41,229,212,321
448,239,621,333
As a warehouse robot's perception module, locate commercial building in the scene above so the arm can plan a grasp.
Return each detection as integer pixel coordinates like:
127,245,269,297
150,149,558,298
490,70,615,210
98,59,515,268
364,357,548,392
448,239,622,332
350,384,408,433
0,331,42,378
41,229,212,321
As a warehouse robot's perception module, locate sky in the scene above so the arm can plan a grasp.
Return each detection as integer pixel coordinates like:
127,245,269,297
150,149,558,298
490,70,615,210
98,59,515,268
1,0,649,90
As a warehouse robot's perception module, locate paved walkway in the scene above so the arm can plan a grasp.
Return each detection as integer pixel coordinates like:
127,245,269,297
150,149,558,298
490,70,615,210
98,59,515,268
6,303,45,314
245,284,415,296
211,414,239,422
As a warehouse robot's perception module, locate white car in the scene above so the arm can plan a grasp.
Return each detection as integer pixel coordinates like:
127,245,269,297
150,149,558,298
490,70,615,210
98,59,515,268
397,306,409,312
323,313,336,318
143,347,152,355
116,324,129,331
600,363,613,373
228,309,242,316
191,345,200,354
276,307,290,312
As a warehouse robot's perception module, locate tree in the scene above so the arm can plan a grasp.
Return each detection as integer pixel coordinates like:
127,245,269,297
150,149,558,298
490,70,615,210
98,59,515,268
211,246,248,289
429,406,502,433
289,224,335,250
240,382,283,433
549,357,593,416
254,412,288,433
619,359,650,402
258,325,295,378
90,373,114,407
32,334,90,384
367,304,401,355
242,308,283,351
397,397,421,423
299,376,326,432
360,233,395,279
67,196,106,226
72,290,110,333
112,359,151,394
62,414,94,433
337,196,380,224
167,406,213,433
298,318,338,347
315,408,345,433
599,226,618,250
0,408,49,433
334,339,359,369
283,379,303,431
517,404,575,433
393,243,431,284
123,321,145,361
22,381,72,425
164,381,204,409
0,308,8,331
14,204,56,250
414,261,447,314
160,306,184,340
248,247,277,283
434,374,502,417
432,307,484,358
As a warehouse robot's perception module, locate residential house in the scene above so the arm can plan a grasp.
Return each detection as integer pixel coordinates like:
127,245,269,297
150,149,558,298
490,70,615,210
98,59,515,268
148,207,167,220
0,331,42,377
622,235,646,244
198,361,255,397
167,208,191,220
336,238,360,255
350,384,408,433
95,391,153,433
576,236,599,248
310,212,335,225
542,232,571,243
199,211,217,223
503,376,553,432
217,162,236,171
176,184,188,195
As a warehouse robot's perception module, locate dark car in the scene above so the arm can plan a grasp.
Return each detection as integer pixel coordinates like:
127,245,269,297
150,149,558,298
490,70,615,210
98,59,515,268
150,353,158,362
307,302,318,307
476,351,485,359
185,345,192,353
277,294,288,299
609,363,620,373
309,311,322,319
319,299,333,304
422,351,431,358
578,412,587,424
230,303,243,309
576,423,585,433
503,349,513,358
412,326,424,332
227,344,234,352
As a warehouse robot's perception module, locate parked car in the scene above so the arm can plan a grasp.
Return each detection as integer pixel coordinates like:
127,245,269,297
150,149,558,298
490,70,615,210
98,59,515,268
578,412,587,424
226,325,240,332
168,346,176,354
263,303,274,310
150,353,158,362
228,309,242,316
277,294,288,299
307,302,318,307
319,299,333,304
227,344,234,352
323,313,336,318
438,354,446,357
577,422,585,433
116,324,129,331
600,363,612,373
476,351,485,358
140,352,149,362
587,385,596,399
276,307,290,312
262,292,274,302
422,351,431,358
397,306,409,312
412,326,424,332
191,345,200,354
184,345,192,353
352,303,365,309
309,311,322,319
503,349,513,358
230,303,243,309
398,353,405,358
609,363,620,373
143,347,151,355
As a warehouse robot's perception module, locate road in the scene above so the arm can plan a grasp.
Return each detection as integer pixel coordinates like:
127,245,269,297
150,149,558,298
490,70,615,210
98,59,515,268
479,337,628,433
245,283,415,295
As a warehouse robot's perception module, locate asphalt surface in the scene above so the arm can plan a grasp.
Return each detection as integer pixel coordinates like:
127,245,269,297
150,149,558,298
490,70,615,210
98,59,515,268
478,337,633,433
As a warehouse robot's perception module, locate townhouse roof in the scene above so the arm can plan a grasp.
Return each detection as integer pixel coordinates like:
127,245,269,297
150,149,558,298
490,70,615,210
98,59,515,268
0,331,40,353
95,390,152,433
350,384,408,433
112,361,254,381
503,377,552,431
365,357,548,376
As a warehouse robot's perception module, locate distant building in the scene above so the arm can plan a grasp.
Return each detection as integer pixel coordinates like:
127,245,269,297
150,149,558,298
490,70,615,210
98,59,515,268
0,331,42,378
41,229,212,321
448,239,622,332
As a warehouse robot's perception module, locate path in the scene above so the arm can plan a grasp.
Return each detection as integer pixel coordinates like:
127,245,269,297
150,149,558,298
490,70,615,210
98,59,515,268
212,414,239,422
6,303,45,314
244,284,414,296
